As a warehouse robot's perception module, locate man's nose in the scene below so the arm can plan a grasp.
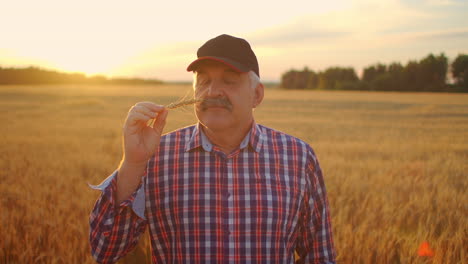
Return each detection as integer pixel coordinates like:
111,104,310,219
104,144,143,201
206,80,223,97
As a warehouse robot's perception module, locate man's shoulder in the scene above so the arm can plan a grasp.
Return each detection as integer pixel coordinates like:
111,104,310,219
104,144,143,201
257,124,320,171
257,124,313,152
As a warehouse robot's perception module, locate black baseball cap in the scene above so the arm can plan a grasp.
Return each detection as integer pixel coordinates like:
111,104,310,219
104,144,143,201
186,34,260,77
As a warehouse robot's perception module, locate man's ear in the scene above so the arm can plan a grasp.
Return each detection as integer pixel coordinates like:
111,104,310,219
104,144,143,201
253,83,264,108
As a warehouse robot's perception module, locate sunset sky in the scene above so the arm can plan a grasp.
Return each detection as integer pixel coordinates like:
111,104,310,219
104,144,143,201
1,0,467,82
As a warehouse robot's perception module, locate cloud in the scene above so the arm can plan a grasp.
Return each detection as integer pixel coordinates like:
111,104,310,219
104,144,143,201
246,0,433,48
426,0,463,6
248,24,350,46
411,28,468,40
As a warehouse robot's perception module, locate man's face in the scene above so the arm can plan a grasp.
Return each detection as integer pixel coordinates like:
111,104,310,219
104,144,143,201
193,60,262,132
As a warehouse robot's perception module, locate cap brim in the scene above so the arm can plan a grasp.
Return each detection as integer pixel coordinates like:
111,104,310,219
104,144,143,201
186,56,250,73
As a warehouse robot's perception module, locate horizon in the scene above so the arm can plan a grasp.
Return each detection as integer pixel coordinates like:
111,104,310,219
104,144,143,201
2,0,468,82
0,52,454,84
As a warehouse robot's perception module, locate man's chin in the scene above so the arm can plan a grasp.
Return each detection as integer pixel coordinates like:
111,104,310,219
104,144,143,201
202,106,230,112
199,117,232,131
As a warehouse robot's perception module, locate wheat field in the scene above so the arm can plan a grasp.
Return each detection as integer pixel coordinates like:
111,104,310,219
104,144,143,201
0,84,467,263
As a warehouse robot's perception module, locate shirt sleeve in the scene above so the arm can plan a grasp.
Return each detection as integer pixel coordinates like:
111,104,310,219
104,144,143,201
88,170,148,263
295,149,336,264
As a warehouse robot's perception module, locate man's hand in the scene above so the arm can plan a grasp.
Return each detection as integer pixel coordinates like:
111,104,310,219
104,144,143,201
122,102,168,167
116,102,168,204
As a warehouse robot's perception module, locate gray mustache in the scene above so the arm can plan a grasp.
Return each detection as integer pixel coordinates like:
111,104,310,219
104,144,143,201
200,97,232,110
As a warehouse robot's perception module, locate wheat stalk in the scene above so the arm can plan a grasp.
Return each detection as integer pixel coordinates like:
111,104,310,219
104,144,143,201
148,89,206,127
147,98,202,128
165,98,202,109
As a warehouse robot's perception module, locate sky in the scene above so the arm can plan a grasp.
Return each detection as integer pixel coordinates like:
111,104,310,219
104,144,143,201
1,0,467,82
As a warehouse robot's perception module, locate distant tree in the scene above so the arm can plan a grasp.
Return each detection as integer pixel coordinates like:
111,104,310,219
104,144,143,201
281,69,298,89
362,63,386,83
362,63,388,91
306,71,320,90
399,54,448,91
365,62,406,91
278,52,461,92
403,60,421,91
361,55,448,92
295,67,312,89
0,66,162,85
386,62,405,91
318,67,358,90
418,53,448,91
451,54,468,91
280,67,314,89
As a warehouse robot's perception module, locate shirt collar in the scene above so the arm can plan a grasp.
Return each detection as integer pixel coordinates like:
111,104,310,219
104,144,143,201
185,121,264,153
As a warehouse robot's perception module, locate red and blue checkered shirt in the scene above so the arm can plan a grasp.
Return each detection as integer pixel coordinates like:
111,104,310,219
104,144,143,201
89,122,336,263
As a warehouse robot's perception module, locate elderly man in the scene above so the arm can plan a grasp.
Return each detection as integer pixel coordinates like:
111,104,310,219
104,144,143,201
89,34,336,263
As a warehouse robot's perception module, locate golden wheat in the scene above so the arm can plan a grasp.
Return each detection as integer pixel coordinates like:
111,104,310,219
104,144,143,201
0,84,466,263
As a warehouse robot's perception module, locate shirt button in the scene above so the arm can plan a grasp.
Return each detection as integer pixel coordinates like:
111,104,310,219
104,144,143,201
226,192,231,198
225,230,231,235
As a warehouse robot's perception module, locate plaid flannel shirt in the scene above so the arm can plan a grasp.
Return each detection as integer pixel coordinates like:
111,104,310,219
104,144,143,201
89,122,336,263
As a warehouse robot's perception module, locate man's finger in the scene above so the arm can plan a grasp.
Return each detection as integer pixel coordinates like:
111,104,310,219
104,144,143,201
126,112,153,127
132,105,157,119
153,109,168,134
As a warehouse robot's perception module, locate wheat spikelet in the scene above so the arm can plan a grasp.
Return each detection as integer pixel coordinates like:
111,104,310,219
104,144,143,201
148,90,206,127
148,97,202,127
165,89,207,110
165,98,202,109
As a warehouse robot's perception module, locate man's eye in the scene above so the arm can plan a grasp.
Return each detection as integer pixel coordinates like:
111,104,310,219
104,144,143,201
224,79,237,84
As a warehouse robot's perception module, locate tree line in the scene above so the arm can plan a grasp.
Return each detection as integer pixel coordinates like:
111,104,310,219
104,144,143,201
281,53,468,92
0,66,163,85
